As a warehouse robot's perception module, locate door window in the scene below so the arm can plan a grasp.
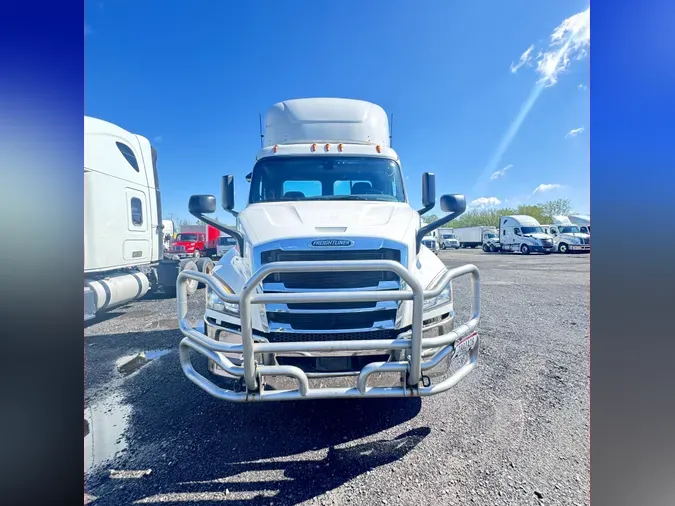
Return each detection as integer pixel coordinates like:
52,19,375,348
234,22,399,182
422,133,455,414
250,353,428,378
131,197,143,226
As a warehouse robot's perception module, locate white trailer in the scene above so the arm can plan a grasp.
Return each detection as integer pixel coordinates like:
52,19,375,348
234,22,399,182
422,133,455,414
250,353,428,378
454,226,497,248
84,117,202,321
175,97,482,403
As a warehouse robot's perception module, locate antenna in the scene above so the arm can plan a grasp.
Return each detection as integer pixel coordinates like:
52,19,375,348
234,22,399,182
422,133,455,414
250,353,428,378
389,113,394,148
259,113,264,149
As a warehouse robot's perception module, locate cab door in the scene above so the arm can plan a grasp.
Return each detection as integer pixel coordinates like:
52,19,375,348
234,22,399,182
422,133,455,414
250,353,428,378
124,188,151,263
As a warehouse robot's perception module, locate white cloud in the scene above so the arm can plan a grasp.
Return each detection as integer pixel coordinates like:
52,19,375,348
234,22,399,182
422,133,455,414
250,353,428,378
511,8,590,86
565,127,584,138
578,83,587,90
490,164,512,180
469,196,502,208
510,45,535,73
530,183,562,197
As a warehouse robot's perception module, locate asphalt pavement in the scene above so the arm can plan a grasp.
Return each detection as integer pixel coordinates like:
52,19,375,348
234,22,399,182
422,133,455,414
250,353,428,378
84,248,590,506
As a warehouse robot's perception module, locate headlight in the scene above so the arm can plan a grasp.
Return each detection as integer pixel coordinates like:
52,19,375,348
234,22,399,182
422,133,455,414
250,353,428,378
206,286,239,315
424,284,451,311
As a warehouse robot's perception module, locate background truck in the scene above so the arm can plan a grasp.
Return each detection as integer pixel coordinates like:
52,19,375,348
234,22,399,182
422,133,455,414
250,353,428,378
566,214,590,235
498,215,555,255
84,116,206,321
454,226,497,248
175,97,482,403
482,229,501,252
168,224,219,259
542,216,591,253
436,228,460,249
216,235,238,257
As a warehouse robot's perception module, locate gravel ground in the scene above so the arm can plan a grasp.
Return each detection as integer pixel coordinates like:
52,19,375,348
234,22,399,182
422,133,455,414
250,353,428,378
84,249,589,506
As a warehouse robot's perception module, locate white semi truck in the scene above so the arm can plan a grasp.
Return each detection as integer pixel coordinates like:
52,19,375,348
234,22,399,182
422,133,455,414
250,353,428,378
175,98,482,402
84,117,204,321
498,215,555,254
542,216,591,253
566,214,590,235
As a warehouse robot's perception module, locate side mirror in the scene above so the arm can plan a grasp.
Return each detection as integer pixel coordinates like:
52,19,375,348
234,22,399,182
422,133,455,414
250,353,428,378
439,194,466,214
415,192,467,253
417,172,436,215
188,195,216,214
222,175,235,211
245,172,252,183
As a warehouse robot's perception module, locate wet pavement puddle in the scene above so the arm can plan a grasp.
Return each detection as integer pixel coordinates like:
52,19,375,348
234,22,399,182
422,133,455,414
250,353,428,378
85,349,171,473
116,349,171,377
84,390,131,473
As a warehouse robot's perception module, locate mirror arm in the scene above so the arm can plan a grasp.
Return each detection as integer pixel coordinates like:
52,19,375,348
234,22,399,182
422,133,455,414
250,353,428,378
188,209,245,255
416,203,435,215
416,210,465,254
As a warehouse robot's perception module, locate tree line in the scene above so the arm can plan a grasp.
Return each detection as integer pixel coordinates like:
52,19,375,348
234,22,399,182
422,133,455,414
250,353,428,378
422,198,574,228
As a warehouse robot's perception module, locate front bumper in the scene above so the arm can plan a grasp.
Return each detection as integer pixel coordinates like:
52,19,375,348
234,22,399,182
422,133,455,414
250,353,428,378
530,245,554,253
568,244,590,252
176,259,481,402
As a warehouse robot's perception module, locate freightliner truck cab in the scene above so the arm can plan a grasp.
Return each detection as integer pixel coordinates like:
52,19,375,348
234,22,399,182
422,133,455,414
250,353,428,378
176,98,481,402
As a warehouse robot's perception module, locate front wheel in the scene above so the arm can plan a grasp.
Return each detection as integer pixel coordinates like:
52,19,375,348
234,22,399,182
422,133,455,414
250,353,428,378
520,244,530,255
490,244,497,253
483,244,490,252
558,243,569,254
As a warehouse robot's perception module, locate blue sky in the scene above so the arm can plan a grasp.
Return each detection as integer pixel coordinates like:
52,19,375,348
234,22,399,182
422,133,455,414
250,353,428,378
85,1,589,226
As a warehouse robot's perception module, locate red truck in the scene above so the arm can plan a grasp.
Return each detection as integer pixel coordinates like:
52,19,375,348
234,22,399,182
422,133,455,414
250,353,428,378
168,224,219,259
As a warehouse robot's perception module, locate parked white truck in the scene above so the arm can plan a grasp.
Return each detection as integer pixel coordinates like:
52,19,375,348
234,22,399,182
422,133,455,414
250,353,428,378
436,228,460,250
176,98,482,402
542,216,591,253
454,226,498,249
566,214,590,235
84,117,202,321
498,215,555,254
481,229,501,252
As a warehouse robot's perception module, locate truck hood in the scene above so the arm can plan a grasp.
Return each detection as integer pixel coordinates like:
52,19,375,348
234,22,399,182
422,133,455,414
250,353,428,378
239,201,420,247
172,241,197,248
523,233,552,241
561,233,589,239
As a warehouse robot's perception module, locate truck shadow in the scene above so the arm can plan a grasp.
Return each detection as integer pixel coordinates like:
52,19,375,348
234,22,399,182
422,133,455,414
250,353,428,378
85,329,427,505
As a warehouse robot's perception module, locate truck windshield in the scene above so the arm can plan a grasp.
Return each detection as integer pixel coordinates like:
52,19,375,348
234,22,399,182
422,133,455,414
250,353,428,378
176,233,199,241
249,156,406,203
559,226,581,233
485,234,497,239
521,226,543,235
218,237,236,245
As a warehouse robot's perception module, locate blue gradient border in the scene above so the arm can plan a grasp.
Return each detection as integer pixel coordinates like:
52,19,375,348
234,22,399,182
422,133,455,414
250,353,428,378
591,1,675,505
0,3,83,504
0,1,674,504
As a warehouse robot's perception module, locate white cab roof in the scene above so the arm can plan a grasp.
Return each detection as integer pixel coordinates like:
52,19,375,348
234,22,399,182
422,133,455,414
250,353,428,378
263,98,390,148
501,215,542,227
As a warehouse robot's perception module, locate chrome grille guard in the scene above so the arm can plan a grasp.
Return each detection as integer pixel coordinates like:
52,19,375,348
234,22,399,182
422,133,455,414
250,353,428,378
177,260,480,402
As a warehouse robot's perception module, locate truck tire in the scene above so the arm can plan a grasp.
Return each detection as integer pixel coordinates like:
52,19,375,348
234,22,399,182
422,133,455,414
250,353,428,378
195,258,215,288
520,244,530,255
169,258,199,297
482,244,489,252
558,243,569,254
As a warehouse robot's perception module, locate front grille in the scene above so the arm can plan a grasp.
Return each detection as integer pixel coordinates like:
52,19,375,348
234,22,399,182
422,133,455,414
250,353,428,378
268,309,397,331
259,245,403,337
261,248,401,290
542,240,553,247
580,238,589,245
266,329,399,343
173,245,185,252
